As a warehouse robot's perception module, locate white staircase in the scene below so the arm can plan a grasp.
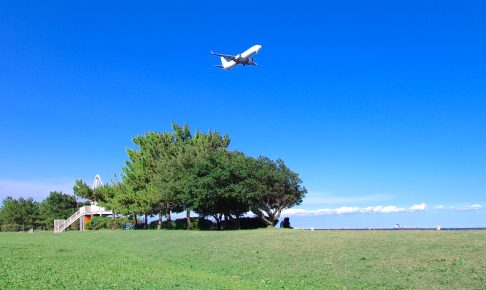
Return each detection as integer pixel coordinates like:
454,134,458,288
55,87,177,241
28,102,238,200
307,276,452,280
54,208,83,233
54,205,113,233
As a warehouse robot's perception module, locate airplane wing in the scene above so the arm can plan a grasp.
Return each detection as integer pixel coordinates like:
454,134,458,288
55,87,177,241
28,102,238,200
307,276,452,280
211,51,236,61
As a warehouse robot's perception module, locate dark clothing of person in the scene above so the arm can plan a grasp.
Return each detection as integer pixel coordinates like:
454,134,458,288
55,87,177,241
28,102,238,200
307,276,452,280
279,217,292,229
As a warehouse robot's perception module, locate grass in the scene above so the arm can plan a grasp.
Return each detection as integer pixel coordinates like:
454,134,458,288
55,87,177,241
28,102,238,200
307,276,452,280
0,229,485,289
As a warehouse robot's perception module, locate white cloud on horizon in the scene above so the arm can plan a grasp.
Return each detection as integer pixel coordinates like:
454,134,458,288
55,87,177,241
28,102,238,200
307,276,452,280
456,204,483,211
0,178,76,201
282,203,427,217
302,193,395,205
434,204,483,211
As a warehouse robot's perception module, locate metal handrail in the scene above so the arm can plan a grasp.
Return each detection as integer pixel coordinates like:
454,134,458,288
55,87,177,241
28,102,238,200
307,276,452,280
54,209,82,233
53,205,112,233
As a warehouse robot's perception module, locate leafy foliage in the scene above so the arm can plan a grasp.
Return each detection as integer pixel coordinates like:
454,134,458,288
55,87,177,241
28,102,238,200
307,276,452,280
248,157,307,227
1,123,306,231
0,197,40,230
39,191,78,230
103,123,306,229
85,216,129,230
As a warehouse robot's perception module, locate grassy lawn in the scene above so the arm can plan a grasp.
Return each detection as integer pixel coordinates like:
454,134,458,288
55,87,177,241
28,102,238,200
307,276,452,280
0,229,485,289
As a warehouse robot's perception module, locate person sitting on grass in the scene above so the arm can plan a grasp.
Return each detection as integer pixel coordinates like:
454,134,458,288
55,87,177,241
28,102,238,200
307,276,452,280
279,217,293,229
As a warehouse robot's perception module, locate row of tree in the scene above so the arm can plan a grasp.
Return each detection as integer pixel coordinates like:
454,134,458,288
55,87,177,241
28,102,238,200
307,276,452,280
74,123,307,229
0,123,306,231
0,192,78,231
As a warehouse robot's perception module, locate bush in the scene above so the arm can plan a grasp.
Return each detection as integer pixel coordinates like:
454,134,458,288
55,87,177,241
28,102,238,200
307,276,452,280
174,218,188,229
85,216,130,230
106,217,129,230
1,224,22,232
85,216,110,230
146,218,214,230
164,218,214,230
148,219,187,230
149,220,160,229
192,218,214,230
240,217,275,229
68,219,80,231
221,217,278,230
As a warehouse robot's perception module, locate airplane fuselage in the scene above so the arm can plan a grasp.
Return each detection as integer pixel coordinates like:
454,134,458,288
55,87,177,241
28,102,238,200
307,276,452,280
212,44,262,70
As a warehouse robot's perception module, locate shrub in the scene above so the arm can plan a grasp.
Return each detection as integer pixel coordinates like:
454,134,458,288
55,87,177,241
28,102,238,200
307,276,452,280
163,218,214,230
68,219,80,231
85,216,110,230
146,218,214,230
240,217,275,229
149,220,160,229
106,217,129,230
174,218,188,229
85,216,130,230
1,224,22,232
192,218,214,230
220,217,278,230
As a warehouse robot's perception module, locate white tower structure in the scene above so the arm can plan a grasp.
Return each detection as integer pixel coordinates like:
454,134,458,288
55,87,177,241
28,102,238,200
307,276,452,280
92,174,103,189
53,174,112,233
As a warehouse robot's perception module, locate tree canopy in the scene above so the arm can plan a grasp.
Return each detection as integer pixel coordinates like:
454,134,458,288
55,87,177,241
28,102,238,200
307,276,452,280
0,193,78,231
1,123,307,231
0,197,39,230
96,123,306,229
39,191,78,230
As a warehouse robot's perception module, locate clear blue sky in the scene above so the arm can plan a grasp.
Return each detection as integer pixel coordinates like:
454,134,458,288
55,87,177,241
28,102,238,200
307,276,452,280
1,1,485,228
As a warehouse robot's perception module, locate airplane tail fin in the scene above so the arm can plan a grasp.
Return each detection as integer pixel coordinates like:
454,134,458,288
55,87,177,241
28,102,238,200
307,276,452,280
220,56,229,68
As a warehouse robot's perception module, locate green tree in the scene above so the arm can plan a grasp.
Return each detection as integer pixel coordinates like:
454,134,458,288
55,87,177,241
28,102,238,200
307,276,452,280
73,179,95,202
123,125,184,227
73,179,116,208
122,123,231,229
183,149,253,229
115,122,307,231
0,197,40,231
38,191,78,230
249,157,307,227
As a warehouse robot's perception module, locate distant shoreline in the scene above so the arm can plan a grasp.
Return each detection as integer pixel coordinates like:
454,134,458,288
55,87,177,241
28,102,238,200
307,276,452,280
299,227,486,231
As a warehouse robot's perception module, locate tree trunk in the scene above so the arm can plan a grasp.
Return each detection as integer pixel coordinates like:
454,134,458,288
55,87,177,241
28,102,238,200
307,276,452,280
224,214,229,229
186,209,192,230
157,210,163,230
267,212,276,228
257,211,274,228
213,214,222,230
235,215,241,230
274,209,282,225
165,208,171,229
144,213,148,229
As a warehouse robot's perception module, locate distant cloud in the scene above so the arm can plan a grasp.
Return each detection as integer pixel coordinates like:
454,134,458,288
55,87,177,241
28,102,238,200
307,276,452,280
0,178,75,201
434,204,483,211
302,193,395,205
409,203,427,211
282,203,427,217
457,204,483,211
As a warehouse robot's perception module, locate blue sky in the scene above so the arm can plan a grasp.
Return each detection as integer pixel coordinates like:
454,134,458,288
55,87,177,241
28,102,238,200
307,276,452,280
1,1,485,228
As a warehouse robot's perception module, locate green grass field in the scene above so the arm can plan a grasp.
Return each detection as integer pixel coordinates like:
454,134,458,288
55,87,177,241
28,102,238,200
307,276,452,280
1,230,485,289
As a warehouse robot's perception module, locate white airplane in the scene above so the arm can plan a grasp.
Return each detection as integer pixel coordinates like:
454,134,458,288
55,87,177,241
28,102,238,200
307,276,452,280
211,44,262,70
